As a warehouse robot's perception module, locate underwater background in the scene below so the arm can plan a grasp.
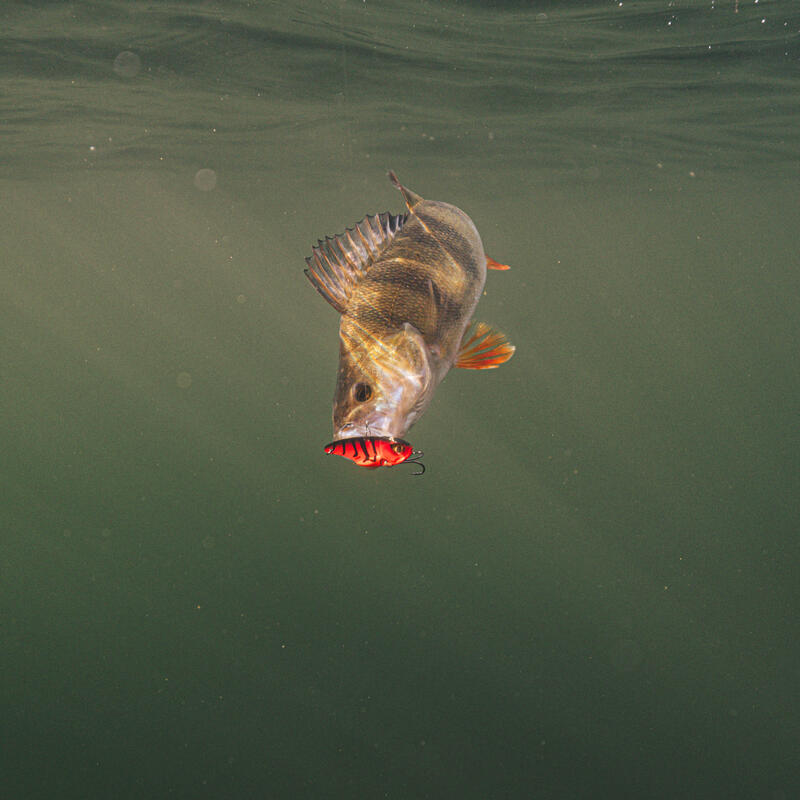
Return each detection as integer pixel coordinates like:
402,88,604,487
2,1,799,798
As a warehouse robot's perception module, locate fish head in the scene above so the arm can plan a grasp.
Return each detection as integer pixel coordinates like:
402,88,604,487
332,321,433,441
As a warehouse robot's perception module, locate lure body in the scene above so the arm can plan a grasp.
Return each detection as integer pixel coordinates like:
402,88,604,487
323,437,414,468
305,172,514,468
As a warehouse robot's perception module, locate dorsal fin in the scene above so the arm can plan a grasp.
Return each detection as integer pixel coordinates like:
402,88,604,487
304,212,406,313
388,170,424,210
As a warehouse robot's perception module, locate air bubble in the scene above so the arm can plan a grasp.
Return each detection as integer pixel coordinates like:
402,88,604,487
194,168,217,191
113,51,141,78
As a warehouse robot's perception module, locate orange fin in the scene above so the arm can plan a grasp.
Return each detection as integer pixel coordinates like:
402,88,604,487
456,322,515,369
486,255,510,271
304,212,406,313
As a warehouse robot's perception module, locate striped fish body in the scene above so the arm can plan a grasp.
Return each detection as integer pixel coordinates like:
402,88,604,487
334,190,486,440
305,172,514,459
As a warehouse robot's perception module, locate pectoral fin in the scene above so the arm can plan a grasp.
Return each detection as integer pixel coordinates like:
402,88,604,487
456,322,515,369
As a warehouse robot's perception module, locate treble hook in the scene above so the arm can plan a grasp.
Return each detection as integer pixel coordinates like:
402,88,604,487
404,451,426,476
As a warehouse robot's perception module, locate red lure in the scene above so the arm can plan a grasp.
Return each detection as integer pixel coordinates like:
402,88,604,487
324,437,424,473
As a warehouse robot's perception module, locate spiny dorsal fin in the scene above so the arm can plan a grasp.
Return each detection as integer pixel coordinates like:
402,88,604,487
304,211,406,313
456,322,515,369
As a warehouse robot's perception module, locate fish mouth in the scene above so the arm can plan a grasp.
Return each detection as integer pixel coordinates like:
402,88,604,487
324,436,418,470
333,420,393,440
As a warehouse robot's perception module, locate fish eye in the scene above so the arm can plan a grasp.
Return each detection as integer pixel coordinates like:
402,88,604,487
353,382,372,403
391,442,406,454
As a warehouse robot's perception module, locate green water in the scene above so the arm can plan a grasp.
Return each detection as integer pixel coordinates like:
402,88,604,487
2,2,799,798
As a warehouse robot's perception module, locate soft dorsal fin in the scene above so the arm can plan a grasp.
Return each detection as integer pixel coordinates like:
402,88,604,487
456,322,515,369
304,212,407,313
388,170,424,210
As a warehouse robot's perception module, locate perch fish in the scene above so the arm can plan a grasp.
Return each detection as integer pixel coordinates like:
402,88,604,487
305,172,514,471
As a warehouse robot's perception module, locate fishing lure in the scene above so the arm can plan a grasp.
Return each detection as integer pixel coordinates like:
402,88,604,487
323,437,426,475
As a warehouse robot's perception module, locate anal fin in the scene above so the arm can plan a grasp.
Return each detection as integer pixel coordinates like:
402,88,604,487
456,322,515,369
486,255,510,271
